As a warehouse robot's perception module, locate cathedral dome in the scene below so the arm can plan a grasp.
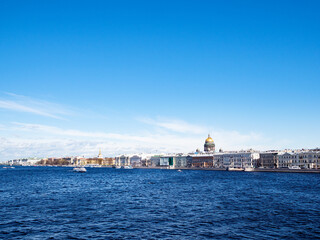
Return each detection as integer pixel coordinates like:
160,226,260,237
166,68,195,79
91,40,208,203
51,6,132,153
205,135,214,143
204,134,215,152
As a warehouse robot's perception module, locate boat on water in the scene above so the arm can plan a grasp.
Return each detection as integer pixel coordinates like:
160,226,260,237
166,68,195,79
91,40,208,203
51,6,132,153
85,164,101,168
288,166,301,170
115,166,122,169
227,167,244,171
177,169,182,172
244,167,255,172
227,161,244,171
73,167,87,173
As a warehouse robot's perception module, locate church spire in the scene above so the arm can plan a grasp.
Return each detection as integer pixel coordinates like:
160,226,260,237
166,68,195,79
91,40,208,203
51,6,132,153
98,148,103,158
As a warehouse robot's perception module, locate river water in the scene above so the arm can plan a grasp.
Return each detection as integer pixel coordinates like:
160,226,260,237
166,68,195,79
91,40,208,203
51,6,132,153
1,167,320,239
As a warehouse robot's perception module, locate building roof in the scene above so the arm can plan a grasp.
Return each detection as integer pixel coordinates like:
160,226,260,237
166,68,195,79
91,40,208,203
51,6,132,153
205,134,214,143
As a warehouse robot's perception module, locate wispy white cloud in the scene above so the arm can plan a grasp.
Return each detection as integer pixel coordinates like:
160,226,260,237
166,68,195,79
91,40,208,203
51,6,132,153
12,122,152,142
0,123,6,130
11,122,205,149
0,133,196,161
0,120,290,161
0,93,73,119
4,122,201,158
0,106,294,160
138,117,207,134
0,100,64,119
212,129,263,150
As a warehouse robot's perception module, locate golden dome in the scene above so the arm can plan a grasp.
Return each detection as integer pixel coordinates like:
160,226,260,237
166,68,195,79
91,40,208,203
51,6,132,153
205,134,214,143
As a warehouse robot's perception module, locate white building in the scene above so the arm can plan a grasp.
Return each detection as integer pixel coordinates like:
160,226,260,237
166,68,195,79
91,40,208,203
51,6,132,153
296,151,320,169
278,152,294,168
115,155,130,166
129,155,142,167
213,151,260,168
7,158,41,166
115,154,149,167
159,154,188,168
279,151,320,169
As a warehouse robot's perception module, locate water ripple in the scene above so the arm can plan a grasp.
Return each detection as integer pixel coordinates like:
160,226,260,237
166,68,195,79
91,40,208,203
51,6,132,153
0,167,320,239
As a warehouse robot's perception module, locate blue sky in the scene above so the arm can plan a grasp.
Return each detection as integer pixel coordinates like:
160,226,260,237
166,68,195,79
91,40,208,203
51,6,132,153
0,1,319,160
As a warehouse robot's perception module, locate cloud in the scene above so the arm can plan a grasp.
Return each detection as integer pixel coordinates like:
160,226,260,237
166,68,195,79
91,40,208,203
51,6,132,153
11,122,203,149
0,134,199,161
212,129,263,150
0,113,294,161
0,121,287,161
0,123,6,130
0,100,64,119
0,93,73,119
1,122,202,160
12,122,153,142
138,117,207,134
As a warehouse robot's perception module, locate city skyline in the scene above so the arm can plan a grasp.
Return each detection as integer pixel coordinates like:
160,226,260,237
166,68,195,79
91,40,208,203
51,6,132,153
1,1,320,160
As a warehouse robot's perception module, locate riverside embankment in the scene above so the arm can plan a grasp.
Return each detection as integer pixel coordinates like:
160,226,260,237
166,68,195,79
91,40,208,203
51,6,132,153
136,166,320,173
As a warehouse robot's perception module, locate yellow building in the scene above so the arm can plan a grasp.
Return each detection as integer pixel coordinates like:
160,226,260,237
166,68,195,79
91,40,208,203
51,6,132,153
105,158,115,166
85,149,104,165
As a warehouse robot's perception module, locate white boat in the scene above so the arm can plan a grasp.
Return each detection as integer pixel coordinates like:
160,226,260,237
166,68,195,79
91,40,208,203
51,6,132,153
73,167,87,172
124,165,133,169
227,167,244,171
288,166,301,170
177,169,182,172
85,164,101,168
227,161,244,171
244,167,255,172
115,166,122,169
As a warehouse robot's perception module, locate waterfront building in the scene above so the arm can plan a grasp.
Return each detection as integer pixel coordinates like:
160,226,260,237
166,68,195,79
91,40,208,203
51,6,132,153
149,156,161,167
187,135,216,168
174,155,188,168
204,134,215,153
159,156,169,166
186,155,193,167
39,157,72,165
85,150,105,165
84,157,104,165
139,155,153,167
115,155,130,166
7,158,41,166
212,153,224,168
159,154,188,168
85,157,104,165
258,152,279,168
73,157,87,166
213,151,260,168
294,151,320,169
115,154,151,167
261,150,320,169
129,155,142,167
140,158,147,167
191,154,214,168
278,152,295,168
105,157,115,166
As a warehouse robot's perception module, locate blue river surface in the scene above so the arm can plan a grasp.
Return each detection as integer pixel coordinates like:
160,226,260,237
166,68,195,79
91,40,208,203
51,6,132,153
0,167,320,240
